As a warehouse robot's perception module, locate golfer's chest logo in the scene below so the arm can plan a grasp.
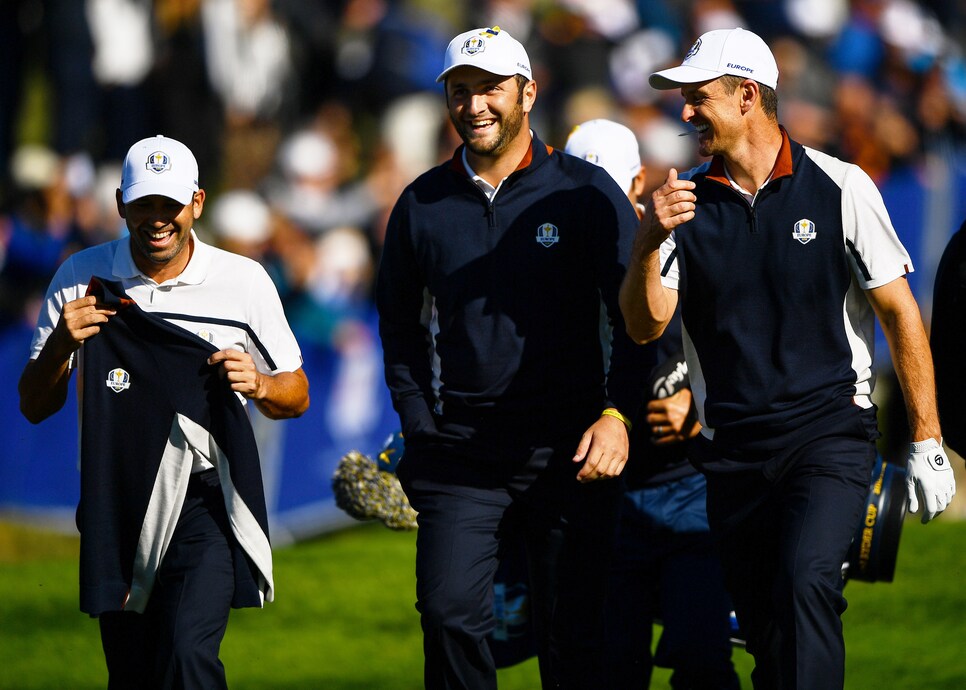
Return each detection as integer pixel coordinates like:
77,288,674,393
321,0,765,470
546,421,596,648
792,218,817,244
535,223,559,248
105,368,131,393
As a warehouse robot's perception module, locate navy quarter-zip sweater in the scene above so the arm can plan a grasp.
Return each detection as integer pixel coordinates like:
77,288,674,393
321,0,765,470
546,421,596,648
661,128,912,460
377,133,648,454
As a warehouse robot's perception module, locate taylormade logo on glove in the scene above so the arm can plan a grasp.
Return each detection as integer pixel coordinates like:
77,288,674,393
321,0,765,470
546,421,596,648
905,438,956,523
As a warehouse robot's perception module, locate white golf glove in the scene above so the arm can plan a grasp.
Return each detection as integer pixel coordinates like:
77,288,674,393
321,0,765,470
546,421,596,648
905,438,956,523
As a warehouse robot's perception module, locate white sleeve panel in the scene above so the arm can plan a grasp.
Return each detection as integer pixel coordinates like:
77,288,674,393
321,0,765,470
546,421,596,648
804,147,913,290
658,233,680,290
242,262,304,375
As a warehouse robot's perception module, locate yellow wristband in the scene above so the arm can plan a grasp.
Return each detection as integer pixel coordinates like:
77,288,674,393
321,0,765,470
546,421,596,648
601,408,632,431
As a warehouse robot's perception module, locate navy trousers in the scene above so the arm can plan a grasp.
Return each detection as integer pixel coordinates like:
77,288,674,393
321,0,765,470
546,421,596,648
99,470,235,690
398,442,622,690
605,472,740,690
703,435,874,690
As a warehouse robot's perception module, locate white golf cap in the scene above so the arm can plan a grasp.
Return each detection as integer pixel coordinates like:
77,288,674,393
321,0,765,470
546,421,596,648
436,26,532,83
565,119,642,194
649,27,778,90
120,134,199,205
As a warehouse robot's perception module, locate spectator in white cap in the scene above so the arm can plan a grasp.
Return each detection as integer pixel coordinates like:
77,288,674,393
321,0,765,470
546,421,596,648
620,27,953,690
377,25,647,690
19,133,309,689
566,119,741,689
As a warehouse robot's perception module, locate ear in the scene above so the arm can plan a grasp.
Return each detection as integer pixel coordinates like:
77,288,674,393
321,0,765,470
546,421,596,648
630,165,647,203
521,79,537,114
115,189,127,219
739,79,760,115
191,189,206,220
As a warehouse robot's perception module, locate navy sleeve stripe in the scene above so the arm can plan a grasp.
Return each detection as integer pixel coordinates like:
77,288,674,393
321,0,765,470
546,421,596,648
151,312,278,371
845,239,872,282
661,248,677,277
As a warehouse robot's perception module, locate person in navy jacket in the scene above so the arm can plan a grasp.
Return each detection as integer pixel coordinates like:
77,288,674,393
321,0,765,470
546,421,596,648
377,26,648,690
620,27,954,690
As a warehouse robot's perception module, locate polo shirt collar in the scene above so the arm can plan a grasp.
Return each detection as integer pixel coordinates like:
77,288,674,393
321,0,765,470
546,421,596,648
706,125,795,186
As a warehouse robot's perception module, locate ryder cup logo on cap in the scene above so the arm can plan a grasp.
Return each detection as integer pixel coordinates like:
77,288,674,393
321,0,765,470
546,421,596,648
564,119,642,194
649,27,779,90
436,26,532,83
120,134,199,205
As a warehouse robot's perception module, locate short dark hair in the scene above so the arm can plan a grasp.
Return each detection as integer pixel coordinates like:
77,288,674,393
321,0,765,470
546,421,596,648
719,75,778,120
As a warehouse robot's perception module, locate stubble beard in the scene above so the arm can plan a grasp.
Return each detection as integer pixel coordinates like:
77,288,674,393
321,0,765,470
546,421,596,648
453,101,526,159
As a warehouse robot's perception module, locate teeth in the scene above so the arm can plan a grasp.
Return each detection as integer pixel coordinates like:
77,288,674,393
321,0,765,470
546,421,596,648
149,230,171,240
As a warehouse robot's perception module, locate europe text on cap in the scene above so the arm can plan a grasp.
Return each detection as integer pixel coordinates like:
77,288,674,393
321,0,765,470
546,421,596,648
649,27,779,90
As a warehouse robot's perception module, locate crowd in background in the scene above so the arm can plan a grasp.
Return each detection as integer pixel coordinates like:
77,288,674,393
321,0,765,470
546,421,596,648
1,0,964,364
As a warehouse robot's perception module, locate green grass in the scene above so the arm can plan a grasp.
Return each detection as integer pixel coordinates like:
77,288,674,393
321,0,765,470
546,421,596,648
1,519,964,689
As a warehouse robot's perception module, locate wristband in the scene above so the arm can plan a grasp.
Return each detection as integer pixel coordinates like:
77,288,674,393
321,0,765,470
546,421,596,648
601,408,632,431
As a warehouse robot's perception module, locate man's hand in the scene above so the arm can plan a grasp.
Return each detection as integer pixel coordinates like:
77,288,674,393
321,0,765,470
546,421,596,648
209,349,310,419
906,438,956,523
646,388,700,445
56,295,117,355
642,167,696,243
208,349,261,398
573,414,629,483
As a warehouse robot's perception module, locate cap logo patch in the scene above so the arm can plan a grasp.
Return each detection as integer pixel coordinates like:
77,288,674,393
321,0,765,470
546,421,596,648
105,368,131,393
684,38,701,61
462,36,486,56
792,218,817,244
145,151,171,174
582,152,600,165
535,223,559,248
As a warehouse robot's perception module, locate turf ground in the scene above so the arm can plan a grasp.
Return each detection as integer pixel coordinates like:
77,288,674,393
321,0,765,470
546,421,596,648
1,517,965,689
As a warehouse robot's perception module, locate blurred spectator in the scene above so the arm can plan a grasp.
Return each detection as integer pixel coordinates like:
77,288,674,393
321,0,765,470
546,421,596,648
152,0,222,185
286,225,375,349
202,0,296,189
264,122,379,237
85,0,156,159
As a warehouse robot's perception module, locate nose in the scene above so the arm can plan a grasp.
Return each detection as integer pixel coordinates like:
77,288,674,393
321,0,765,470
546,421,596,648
681,103,695,123
467,92,487,115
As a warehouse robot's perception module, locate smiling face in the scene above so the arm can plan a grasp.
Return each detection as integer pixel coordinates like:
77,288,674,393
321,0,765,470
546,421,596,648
116,190,205,282
680,77,746,158
445,66,535,161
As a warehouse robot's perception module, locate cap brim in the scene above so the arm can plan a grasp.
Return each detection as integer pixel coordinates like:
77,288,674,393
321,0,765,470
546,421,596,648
121,180,196,205
649,65,726,90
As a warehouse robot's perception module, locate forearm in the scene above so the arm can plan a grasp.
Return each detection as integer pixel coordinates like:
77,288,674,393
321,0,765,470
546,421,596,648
889,318,942,441
252,368,310,420
879,304,941,441
18,335,76,424
619,238,675,344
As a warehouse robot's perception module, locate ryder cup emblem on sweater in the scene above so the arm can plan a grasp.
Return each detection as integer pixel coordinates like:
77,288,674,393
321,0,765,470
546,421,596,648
145,151,171,174
535,223,559,247
792,218,817,244
105,368,131,393
196,329,215,343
